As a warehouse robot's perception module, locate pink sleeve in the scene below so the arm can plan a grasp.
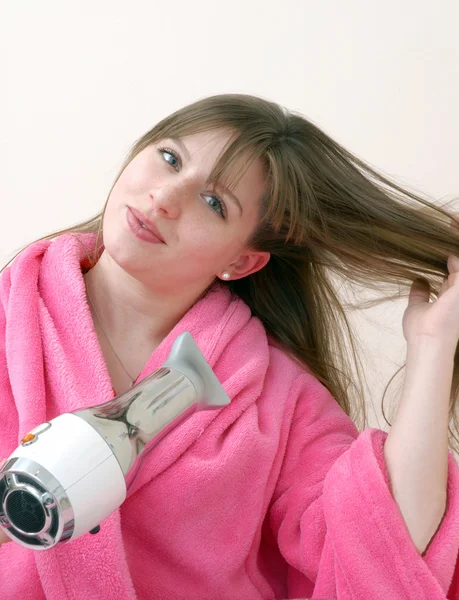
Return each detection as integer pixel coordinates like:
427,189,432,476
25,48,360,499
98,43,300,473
269,377,459,599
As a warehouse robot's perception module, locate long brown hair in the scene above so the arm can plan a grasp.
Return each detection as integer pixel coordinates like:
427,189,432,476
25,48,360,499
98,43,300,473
4,93,459,450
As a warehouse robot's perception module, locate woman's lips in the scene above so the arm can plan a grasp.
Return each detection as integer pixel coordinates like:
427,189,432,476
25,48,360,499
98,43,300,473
126,208,165,244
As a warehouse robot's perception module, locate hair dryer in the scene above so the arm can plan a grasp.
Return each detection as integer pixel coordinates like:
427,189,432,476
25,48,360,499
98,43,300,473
0,332,230,550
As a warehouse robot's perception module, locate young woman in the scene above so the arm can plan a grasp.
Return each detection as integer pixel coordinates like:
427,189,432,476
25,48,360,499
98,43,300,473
1,93,459,599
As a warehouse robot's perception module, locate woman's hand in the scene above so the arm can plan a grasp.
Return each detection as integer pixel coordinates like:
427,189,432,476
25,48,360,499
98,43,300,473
0,528,11,545
0,459,11,545
402,216,459,352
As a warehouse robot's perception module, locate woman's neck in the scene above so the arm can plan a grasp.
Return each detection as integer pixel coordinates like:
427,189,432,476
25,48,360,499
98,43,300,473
83,250,199,347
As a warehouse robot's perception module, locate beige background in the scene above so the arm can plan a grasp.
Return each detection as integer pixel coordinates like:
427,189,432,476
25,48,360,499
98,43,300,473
2,0,458,434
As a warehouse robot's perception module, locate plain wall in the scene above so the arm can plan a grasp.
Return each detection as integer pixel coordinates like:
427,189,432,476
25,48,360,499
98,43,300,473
2,0,459,432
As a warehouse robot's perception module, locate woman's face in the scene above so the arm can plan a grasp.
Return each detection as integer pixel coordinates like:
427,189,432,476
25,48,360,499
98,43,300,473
102,129,269,293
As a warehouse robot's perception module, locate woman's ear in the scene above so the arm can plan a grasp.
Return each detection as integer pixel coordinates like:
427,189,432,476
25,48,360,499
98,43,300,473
225,251,270,280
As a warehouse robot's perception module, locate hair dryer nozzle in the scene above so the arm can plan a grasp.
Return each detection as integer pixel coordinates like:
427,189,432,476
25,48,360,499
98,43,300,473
164,332,230,409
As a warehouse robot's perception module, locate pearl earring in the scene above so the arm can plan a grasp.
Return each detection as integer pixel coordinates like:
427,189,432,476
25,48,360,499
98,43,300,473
221,271,231,280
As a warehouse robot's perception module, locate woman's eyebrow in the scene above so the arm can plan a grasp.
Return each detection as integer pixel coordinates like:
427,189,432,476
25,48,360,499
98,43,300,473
217,184,243,216
170,137,191,161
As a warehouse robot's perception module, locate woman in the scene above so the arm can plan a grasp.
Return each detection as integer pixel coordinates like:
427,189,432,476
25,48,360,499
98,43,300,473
0,93,459,599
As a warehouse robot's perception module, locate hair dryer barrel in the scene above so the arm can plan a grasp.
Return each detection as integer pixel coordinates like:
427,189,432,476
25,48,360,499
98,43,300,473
0,332,230,550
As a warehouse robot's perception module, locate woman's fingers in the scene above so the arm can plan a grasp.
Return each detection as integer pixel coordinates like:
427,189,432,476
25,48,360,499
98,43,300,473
0,527,11,545
0,458,11,544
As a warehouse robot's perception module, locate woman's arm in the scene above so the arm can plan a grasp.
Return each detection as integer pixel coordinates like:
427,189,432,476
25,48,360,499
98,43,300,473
384,336,452,555
269,371,459,598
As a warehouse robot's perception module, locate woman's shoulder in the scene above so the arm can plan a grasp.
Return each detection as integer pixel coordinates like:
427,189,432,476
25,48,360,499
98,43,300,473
266,336,354,424
1,232,96,278
266,334,315,380
1,236,55,274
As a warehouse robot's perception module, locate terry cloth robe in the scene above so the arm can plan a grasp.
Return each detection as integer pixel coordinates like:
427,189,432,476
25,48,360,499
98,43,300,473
0,232,458,600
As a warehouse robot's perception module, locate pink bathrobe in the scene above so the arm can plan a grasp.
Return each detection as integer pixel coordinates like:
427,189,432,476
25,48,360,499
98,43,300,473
0,232,458,600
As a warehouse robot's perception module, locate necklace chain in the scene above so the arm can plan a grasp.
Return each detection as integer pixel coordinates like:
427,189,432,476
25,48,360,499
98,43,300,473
86,291,137,388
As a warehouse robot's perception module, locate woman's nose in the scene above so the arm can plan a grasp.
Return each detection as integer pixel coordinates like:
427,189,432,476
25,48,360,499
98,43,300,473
149,189,181,219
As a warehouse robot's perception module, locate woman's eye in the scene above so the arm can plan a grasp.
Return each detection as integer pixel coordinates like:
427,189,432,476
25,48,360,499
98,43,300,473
204,195,226,218
158,147,180,170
